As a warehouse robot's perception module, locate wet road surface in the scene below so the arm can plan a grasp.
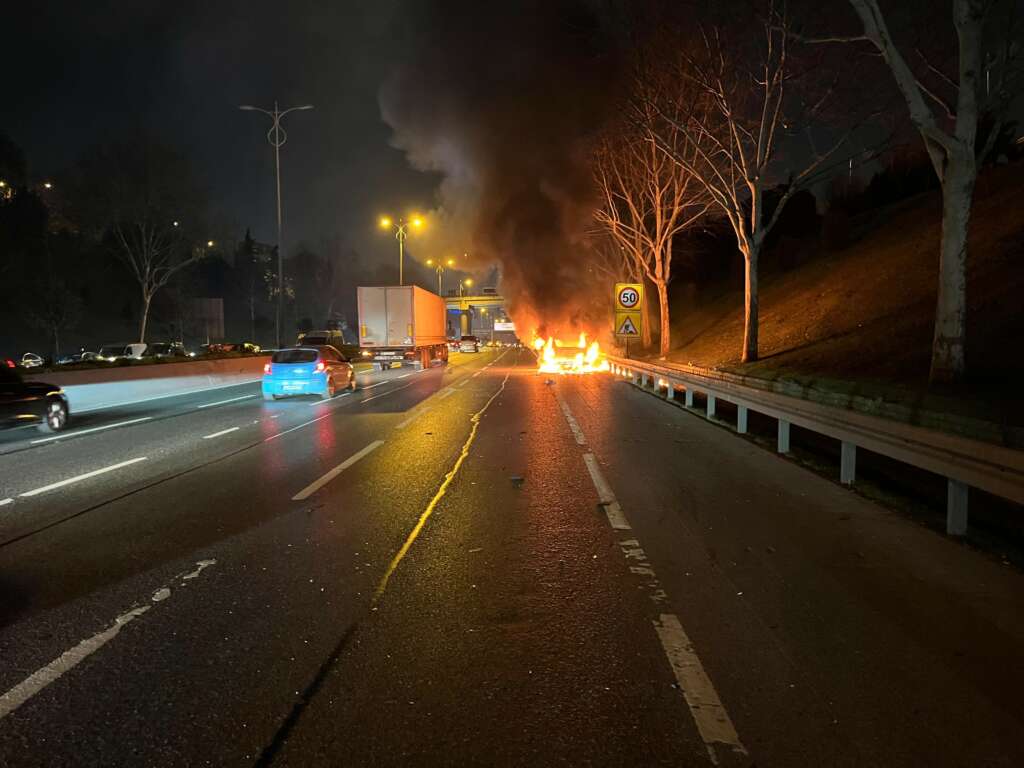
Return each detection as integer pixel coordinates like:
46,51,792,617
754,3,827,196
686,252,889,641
0,347,1021,766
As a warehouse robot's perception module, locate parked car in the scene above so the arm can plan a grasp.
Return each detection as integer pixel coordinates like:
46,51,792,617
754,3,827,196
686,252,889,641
20,352,43,368
459,335,480,353
262,346,356,401
57,350,99,365
0,359,69,432
143,342,186,358
97,343,147,361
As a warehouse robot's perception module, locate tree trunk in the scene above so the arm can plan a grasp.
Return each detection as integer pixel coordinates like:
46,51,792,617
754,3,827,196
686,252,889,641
930,152,975,385
249,294,256,343
139,293,152,344
657,281,670,358
742,246,759,363
641,280,654,349
52,326,60,363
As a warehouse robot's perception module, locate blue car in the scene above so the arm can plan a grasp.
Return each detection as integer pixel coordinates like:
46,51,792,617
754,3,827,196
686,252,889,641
262,346,356,401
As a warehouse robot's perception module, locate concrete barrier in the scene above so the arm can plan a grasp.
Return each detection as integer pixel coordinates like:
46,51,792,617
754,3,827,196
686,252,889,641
26,356,269,412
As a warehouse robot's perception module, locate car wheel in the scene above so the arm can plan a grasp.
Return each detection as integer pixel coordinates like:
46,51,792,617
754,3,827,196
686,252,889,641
38,398,68,432
322,377,336,400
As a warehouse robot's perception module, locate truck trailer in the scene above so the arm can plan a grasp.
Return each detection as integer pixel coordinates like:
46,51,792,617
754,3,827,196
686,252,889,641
357,285,449,370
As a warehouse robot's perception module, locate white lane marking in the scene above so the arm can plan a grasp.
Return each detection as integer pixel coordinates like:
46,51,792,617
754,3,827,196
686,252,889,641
437,388,455,400
263,411,333,442
362,381,388,390
182,559,216,581
292,440,384,501
0,560,216,721
555,392,586,445
582,454,631,530
397,373,412,379
654,614,747,763
394,408,430,430
0,498,12,507
19,457,149,498
30,417,153,444
196,394,256,409
309,392,353,406
472,370,483,378
456,379,471,388
202,426,240,440
75,379,261,413
362,381,416,404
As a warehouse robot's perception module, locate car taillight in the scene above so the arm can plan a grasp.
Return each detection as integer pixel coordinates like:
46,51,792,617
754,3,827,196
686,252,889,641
4,359,13,369
315,361,326,373
263,363,272,374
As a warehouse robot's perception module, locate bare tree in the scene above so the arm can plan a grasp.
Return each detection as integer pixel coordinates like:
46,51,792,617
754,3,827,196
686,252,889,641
641,2,855,363
594,108,709,357
25,280,81,362
71,141,210,343
833,0,1021,384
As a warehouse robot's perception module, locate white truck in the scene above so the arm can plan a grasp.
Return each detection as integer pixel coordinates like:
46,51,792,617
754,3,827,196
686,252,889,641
357,285,449,371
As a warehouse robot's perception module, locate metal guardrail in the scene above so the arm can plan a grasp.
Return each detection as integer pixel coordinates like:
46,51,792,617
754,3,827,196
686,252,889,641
607,355,1024,536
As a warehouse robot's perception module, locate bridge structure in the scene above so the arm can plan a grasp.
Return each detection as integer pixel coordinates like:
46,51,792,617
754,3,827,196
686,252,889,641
443,293,514,339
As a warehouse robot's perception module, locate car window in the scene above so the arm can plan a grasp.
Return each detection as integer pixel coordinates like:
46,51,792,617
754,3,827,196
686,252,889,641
271,349,318,364
320,347,340,362
461,336,477,342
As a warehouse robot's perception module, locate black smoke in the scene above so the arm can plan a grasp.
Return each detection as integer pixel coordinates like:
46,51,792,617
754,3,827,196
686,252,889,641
379,0,623,337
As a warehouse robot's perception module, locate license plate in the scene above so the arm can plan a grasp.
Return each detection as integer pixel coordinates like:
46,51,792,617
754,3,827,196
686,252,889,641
283,382,302,391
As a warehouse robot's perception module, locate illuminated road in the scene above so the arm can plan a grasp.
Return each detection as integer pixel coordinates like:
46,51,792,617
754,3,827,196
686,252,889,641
0,348,1022,766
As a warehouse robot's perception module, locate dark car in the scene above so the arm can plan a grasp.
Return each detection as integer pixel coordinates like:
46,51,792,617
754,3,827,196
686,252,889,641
143,342,186,358
0,359,69,432
262,346,356,400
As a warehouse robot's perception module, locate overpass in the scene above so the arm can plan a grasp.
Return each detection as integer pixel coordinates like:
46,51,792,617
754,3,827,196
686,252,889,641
443,293,513,338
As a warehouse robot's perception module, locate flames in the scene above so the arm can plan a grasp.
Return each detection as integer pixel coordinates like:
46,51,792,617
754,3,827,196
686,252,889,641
533,332,610,374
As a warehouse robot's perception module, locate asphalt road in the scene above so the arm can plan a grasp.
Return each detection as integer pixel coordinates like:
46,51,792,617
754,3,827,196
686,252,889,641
0,347,1021,766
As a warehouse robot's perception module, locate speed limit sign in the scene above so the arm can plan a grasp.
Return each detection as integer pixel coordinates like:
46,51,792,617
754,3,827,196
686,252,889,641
615,283,643,311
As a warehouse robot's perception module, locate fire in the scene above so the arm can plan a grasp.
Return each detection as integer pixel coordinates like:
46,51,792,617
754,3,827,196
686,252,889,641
534,332,610,375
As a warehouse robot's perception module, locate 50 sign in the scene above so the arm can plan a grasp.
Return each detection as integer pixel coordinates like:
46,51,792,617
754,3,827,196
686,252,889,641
614,283,642,311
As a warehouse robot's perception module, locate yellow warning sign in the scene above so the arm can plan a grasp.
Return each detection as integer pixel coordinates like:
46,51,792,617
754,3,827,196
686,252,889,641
615,311,642,337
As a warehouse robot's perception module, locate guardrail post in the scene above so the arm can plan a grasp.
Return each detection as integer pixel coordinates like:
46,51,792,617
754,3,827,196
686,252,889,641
666,382,675,401
641,372,649,388
777,420,790,453
946,480,968,536
707,394,716,419
840,441,856,485
737,405,748,434
684,388,693,407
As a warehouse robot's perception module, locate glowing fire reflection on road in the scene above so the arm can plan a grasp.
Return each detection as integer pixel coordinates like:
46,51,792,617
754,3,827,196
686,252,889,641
533,333,610,375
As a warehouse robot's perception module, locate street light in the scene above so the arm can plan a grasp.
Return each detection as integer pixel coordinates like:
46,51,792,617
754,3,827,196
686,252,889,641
239,101,314,348
425,257,456,295
379,215,424,285
459,277,474,297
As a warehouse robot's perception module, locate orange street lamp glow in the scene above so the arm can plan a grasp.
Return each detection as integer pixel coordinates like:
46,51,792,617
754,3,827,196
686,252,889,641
379,216,392,228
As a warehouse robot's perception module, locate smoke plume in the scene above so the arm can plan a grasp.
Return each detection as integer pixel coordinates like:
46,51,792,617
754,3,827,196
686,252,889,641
379,0,622,338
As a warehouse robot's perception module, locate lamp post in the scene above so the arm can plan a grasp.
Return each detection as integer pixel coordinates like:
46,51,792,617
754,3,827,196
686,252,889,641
425,257,455,295
379,215,423,285
239,101,314,348
459,277,474,297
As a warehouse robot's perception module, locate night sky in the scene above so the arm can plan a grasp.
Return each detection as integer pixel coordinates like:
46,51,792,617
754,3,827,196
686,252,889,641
6,0,443,272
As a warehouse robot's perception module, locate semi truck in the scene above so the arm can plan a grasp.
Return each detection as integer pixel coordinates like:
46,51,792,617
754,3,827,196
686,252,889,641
357,285,449,371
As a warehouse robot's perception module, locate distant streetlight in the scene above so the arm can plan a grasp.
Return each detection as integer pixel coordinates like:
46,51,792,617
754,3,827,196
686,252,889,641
459,277,474,297
425,257,455,295
378,215,424,285
42,182,52,189
239,101,314,347
206,240,215,248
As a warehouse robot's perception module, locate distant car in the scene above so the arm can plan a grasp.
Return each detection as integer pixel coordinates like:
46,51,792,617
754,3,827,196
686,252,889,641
262,345,356,401
56,351,99,365
0,359,69,432
98,343,147,361
447,338,460,352
459,335,480,353
297,330,344,347
143,342,186,358
20,353,43,368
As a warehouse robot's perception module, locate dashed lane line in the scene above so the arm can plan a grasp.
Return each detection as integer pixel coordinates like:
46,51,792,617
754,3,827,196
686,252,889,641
394,408,430,430
30,417,153,445
556,381,747,764
0,559,217,721
0,498,12,507
362,381,417,404
196,394,256,409
18,457,149,498
202,427,240,440
291,440,384,501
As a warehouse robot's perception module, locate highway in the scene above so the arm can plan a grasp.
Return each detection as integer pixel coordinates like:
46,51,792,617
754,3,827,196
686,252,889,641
0,347,1022,766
